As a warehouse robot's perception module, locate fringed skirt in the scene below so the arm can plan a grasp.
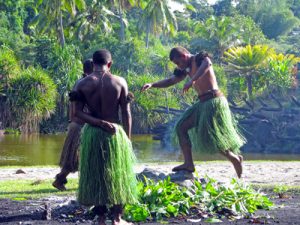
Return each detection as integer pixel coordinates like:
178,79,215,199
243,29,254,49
59,122,82,172
174,96,245,154
78,124,138,206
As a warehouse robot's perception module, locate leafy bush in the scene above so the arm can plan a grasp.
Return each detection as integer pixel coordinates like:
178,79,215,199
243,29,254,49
0,46,20,83
7,67,57,132
261,54,300,92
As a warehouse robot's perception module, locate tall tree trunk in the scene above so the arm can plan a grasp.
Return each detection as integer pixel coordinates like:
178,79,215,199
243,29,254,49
246,74,253,99
58,7,65,47
145,19,150,48
118,1,125,41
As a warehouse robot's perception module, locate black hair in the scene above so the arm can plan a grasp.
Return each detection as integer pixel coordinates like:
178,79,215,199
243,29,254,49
93,49,112,66
169,46,190,61
195,51,210,66
83,58,93,75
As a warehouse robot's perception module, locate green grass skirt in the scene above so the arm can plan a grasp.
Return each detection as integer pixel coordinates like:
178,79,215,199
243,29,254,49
174,96,246,154
78,124,138,206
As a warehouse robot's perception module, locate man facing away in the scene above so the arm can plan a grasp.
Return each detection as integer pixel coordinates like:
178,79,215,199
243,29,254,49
141,46,245,178
53,59,93,191
73,49,137,225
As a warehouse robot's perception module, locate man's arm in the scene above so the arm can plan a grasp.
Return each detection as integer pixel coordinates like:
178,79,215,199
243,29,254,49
141,75,186,91
191,57,212,82
120,78,132,139
183,57,212,93
68,102,75,122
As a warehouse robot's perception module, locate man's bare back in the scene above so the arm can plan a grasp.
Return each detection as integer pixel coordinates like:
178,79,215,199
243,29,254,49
74,71,131,137
76,72,125,121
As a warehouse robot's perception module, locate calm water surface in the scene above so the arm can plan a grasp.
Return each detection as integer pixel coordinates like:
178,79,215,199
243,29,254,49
0,134,300,166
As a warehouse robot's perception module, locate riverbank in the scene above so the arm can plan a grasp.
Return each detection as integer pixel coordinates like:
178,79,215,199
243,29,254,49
1,161,300,186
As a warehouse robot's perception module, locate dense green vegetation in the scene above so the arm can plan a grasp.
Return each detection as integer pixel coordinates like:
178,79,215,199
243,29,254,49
0,0,300,133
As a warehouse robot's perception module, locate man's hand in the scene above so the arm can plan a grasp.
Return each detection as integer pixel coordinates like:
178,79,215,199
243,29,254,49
99,120,116,134
141,83,152,92
183,80,193,94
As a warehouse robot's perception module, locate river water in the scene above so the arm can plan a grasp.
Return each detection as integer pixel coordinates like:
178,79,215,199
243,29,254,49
1,134,300,166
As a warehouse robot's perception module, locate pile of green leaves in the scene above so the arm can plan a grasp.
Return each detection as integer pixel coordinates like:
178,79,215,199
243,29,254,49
124,176,273,222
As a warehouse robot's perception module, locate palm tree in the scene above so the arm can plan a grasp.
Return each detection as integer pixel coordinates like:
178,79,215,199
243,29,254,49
139,0,178,48
223,45,274,98
109,0,139,41
193,16,239,59
68,1,117,41
29,0,85,47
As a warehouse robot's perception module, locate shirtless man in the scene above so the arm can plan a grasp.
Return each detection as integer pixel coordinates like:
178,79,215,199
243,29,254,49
53,59,93,191
73,49,137,225
141,46,245,178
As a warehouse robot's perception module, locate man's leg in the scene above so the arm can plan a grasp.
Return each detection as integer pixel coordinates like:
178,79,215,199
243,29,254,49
220,150,243,178
52,169,69,191
92,205,107,225
172,112,197,172
110,205,132,225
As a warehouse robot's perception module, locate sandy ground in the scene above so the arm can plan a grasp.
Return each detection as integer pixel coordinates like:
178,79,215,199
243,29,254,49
1,161,300,186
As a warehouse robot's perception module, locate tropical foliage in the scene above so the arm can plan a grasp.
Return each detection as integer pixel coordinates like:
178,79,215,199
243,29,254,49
262,54,300,91
1,0,300,132
223,45,274,98
139,0,178,48
29,0,86,47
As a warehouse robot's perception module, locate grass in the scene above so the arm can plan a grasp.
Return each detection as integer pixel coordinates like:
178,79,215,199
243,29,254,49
0,178,78,200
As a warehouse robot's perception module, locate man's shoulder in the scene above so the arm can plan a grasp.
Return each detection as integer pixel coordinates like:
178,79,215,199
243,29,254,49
111,74,127,86
195,52,211,67
75,75,96,90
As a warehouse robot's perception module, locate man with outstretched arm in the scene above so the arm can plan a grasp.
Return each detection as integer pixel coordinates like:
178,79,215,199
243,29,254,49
141,46,245,178
73,49,137,225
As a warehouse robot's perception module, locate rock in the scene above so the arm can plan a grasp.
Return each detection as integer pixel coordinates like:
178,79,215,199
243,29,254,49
176,179,194,188
137,168,167,182
15,169,26,174
169,170,194,183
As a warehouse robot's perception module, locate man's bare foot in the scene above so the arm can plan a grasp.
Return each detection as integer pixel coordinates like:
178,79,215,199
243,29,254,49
112,218,133,225
52,180,66,191
172,164,195,173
